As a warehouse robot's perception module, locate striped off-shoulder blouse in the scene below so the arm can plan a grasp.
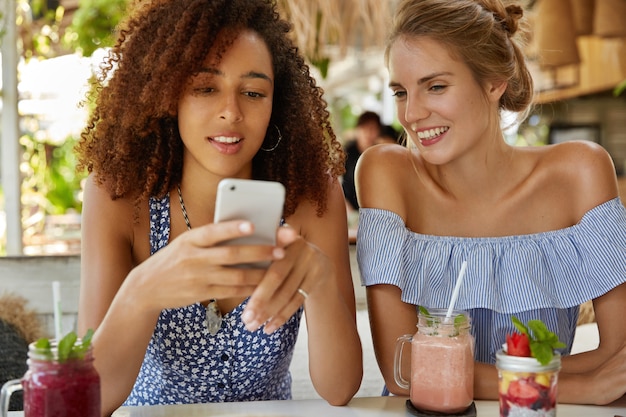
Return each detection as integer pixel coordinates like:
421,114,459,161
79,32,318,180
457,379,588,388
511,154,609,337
357,197,626,364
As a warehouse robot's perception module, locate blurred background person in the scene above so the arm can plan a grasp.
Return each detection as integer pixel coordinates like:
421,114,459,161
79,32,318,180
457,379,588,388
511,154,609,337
375,124,402,145
342,111,382,212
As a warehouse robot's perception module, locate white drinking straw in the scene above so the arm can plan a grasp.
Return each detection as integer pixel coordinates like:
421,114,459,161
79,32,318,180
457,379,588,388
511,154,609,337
52,281,63,341
445,261,468,321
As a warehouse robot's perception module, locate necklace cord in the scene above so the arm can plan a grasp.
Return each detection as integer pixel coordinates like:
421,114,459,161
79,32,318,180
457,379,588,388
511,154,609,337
176,184,222,335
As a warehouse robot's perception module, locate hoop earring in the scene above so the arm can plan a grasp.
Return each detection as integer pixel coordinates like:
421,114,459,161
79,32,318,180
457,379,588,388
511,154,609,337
260,125,282,152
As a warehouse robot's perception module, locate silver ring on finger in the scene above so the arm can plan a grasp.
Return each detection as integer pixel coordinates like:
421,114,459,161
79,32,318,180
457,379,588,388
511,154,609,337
297,287,309,300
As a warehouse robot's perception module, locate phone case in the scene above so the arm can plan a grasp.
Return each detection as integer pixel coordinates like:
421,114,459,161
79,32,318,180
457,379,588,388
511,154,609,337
214,178,285,267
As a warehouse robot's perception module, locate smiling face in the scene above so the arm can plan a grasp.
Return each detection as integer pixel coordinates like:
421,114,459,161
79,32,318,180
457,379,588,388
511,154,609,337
177,29,274,180
388,35,504,166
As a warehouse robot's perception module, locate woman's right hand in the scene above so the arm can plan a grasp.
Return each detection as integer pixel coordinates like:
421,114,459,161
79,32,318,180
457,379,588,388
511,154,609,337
78,177,287,416
122,220,284,314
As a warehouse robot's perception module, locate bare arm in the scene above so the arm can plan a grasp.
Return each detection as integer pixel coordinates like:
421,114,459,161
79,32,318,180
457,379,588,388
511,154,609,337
243,180,363,405
475,143,626,404
554,141,626,404
557,283,626,404
366,284,416,396
78,176,155,416
78,176,274,416
302,180,363,405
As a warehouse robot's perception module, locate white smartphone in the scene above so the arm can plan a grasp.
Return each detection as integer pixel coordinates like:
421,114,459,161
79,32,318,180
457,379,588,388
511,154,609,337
214,178,285,267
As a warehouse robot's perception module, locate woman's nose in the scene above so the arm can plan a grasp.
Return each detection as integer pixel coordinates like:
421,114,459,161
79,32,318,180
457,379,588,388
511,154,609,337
219,94,243,122
404,95,429,124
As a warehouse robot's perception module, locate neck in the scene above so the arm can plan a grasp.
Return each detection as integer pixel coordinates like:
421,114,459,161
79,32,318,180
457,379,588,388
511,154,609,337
426,141,517,203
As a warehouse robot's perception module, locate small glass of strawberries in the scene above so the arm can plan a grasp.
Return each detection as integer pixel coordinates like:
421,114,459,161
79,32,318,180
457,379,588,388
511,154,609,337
496,316,566,417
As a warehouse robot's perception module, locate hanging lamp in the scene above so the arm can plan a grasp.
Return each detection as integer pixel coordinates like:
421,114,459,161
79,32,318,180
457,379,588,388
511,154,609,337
569,0,595,36
593,0,626,37
534,0,580,67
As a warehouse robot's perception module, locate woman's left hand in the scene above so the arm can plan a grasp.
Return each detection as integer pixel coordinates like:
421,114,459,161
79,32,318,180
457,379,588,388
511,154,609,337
241,224,331,333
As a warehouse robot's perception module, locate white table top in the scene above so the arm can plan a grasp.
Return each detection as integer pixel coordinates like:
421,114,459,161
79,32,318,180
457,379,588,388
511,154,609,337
110,395,625,417
8,395,626,416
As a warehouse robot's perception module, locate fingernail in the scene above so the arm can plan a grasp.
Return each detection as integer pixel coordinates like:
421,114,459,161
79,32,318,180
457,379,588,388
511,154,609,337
273,248,285,259
246,322,260,332
242,309,254,324
239,221,252,233
264,323,277,334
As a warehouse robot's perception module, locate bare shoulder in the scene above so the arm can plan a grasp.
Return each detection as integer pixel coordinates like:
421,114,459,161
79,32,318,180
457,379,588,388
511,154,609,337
82,175,144,249
355,144,412,210
288,177,347,235
356,143,410,176
286,177,351,277
537,141,618,211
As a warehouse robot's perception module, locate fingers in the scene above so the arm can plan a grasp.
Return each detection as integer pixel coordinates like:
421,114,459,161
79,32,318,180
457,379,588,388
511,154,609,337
276,223,299,247
242,237,320,333
182,220,285,267
189,220,254,247
262,281,311,334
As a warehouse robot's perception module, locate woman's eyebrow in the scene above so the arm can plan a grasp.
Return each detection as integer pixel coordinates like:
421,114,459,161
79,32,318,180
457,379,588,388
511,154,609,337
244,70,273,85
416,71,453,85
197,67,273,85
388,71,454,88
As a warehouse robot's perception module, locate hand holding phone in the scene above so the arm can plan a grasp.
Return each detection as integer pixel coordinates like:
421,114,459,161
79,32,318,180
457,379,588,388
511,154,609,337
214,178,285,267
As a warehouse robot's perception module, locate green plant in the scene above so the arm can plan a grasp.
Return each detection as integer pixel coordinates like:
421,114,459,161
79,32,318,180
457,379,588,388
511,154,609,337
20,130,85,233
64,0,127,57
614,79,626,97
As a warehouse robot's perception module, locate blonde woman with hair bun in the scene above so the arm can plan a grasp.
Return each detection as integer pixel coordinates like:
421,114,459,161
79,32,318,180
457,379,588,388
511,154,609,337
356,0,626,405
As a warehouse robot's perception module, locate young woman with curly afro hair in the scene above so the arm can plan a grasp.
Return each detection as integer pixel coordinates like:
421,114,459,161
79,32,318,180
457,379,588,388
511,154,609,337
75,0,362,414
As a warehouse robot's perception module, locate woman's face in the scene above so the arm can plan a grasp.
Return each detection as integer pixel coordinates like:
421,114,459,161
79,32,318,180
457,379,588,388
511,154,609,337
387,35,502,165
178,29,274,179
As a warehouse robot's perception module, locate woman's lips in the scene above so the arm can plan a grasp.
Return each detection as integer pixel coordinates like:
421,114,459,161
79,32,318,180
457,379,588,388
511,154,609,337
209,136,243,155
416,126,449,146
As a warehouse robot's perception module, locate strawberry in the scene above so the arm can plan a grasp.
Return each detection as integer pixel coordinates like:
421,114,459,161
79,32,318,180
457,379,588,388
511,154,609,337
507,378,540,408
506,332,531,357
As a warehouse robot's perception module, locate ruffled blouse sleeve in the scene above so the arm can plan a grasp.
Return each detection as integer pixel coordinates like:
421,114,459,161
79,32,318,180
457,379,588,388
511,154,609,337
357,198,626,314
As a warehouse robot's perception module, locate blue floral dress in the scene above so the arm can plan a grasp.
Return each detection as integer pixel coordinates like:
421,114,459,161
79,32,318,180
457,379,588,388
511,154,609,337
357,197,626,365
124,194,303,405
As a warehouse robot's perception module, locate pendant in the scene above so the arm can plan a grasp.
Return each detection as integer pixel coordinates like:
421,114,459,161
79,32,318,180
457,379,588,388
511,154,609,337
206,299,223,335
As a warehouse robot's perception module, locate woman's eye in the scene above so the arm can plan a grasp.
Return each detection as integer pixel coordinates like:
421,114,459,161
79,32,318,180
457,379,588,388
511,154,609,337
192,86,214,95
391,90,407,99
245,91,266,99
430,84,447,92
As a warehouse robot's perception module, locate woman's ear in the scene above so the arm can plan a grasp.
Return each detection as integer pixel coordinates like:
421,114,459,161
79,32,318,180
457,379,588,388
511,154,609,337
487,79,508,103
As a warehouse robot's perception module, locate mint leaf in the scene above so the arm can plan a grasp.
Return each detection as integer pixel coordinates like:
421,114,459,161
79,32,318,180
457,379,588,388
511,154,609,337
34,338,53,360
528,320,551,340
418,306,436,327
34,338,51,350
530,341,553,365
34,329,95,363
71,329,95,358
510,317,564,365
58,332,77,362
511,316,529,336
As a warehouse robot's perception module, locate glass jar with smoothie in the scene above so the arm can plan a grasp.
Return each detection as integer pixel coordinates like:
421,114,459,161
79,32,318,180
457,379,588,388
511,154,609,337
394,308,475,415
0,336,100,417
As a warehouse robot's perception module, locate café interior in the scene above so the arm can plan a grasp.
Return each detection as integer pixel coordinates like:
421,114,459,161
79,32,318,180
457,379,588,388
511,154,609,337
1,0,626,416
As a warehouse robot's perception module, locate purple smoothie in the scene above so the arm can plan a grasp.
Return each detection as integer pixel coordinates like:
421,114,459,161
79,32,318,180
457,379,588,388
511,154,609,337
22,344,100,417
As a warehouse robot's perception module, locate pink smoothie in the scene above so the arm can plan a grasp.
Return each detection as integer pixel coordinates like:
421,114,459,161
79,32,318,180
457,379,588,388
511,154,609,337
410,332,474,414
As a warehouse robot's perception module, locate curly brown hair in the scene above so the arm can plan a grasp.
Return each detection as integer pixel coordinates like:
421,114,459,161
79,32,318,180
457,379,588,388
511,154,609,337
75,0,345,217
